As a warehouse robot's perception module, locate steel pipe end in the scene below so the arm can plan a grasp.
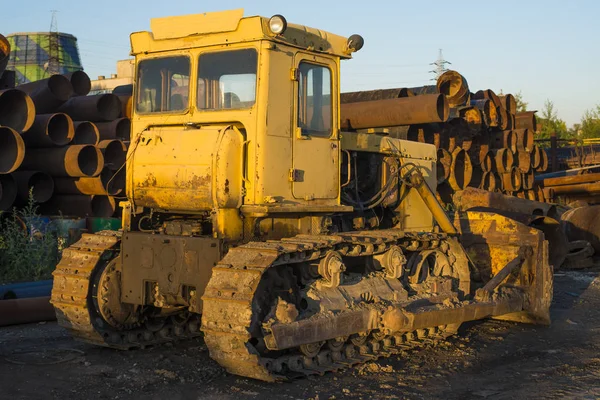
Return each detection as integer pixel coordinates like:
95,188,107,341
48,74,74,102
0,89,36,133
0,126,25,174
13,171,54,204
48,113,75,145
101,167,125,196
73,121,99,145
91,195,116,217
67,71,91,97
98,139,126,170
98,94,122,121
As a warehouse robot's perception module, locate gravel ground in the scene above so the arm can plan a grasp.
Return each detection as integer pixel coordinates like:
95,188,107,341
1,269,599,400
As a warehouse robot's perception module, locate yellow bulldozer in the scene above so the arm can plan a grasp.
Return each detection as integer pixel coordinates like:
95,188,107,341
50,9,552,381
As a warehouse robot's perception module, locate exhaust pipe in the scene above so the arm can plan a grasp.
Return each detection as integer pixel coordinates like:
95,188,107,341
21,145,103,177
72,121,99,145
64,71,91,97
11,171,54,204
0,126,25,173
21,113,74,147
58,93,121,122
97,139,126,170
436,70,470,108
340,94,449,129
0,89,36,132
16,74,73,114
0,174,17,211
95,118,131,141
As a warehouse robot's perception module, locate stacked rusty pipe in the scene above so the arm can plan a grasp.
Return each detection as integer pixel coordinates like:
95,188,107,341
0,42,131,216
340,69,548,204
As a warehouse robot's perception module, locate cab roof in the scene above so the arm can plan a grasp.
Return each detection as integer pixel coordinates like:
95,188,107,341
130,9,354,59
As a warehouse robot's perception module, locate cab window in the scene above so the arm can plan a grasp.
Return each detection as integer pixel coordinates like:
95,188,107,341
197,49,257,110
136,56,190,113
297,62,332,135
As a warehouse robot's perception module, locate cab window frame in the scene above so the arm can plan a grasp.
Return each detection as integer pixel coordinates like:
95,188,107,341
135,54,192,115
196,48,258,111
296,61,333,137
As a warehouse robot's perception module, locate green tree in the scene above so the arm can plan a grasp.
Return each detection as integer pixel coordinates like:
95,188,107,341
536,99,569,142
579,105,600,139
514,91,528,113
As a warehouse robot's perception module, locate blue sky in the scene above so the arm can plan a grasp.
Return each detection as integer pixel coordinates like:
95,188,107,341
3,0,598,126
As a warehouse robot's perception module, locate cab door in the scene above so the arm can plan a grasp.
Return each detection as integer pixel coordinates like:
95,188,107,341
291,53,339,201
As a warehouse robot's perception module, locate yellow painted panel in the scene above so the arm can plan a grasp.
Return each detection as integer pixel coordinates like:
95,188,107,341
150,9,244,40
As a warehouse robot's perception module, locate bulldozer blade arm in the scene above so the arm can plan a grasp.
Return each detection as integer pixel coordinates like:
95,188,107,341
455,211,553,325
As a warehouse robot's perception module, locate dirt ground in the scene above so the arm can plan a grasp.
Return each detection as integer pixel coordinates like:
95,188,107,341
1,269,599,400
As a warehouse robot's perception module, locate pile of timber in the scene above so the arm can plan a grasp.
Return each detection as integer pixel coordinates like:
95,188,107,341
0,34,131,217
340,70,548,203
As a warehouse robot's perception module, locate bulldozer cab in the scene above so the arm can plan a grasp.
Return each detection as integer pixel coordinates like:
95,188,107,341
126,9,362,216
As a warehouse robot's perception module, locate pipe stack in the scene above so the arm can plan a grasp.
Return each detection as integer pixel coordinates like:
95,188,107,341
340,69,549,204
0,44,130,217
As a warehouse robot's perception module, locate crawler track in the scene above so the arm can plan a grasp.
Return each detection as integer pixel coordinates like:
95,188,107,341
201,230,458,381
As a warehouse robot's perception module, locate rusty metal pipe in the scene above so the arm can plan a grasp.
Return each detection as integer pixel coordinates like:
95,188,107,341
41,194,116,217
340,94,449,130
58,93,121,122
95,118,131,141
501,167,522,192
549,182,600,195
470,98,498,127
11,171,54,204
497,107,509,130
473,89,501,108
21,113,74,147
437,70,470,108
492,148,514,173
21,145,103,177
515,111,538,132
458,106,483,133
480,171,498,192
516,150,533,173
479,150,494,173
490,130,517,152
561,205,600,253
0,34,9,77
116,95,132,119
500,94,516,114
0,126,25,173
98,139,126,170
453,187,559,218
64,71,91,96
522,170,534,190
0,296,56,327
0,89,36,132
448,147,473,190
72,121,100,145
54,167,124,196
537,147,548,172
340,87,415,103
0,174,17,211
16,74,73,114
542,172,600,187
514,129,534,152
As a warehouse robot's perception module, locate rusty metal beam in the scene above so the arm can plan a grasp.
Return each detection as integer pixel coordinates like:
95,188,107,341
22,113,74,147
58,93,121,122
0,296,56,327
0,89,36,132
21,145,103,177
